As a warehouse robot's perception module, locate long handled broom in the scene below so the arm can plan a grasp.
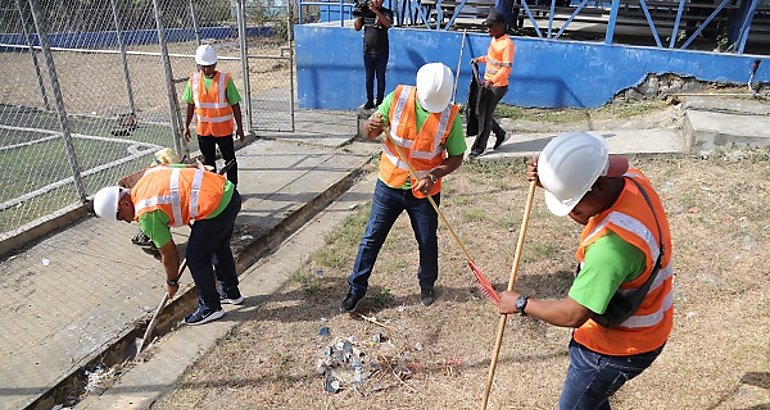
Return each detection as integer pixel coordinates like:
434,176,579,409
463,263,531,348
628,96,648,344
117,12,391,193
479,179,537,410
381,126,499,304
129,159,236,359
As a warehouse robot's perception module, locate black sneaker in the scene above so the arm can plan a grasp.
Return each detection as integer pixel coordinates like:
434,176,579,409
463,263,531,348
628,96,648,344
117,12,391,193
183,306,224,326
339,291,364,312
420,288,435,307
468,151,483,159
493,132,509,150
219,289,244,305
363,101,376,110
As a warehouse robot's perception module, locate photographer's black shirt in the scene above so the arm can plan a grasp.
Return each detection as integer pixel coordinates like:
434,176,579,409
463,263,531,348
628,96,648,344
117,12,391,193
362,7,392,55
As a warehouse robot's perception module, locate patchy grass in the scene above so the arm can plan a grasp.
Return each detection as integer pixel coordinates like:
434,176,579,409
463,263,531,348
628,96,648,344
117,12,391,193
495,100,668,123
153,151,770,410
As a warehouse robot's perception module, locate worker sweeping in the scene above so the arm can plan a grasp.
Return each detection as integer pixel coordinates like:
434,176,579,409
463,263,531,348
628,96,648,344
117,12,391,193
93,163,244,325
497,132,673,409
339,62,467,312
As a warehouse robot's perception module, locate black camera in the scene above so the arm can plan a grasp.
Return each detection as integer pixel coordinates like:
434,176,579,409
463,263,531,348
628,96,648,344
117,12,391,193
352,0,374,17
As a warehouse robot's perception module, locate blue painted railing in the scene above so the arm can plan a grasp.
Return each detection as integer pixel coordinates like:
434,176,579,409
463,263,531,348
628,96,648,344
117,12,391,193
296,0,766,54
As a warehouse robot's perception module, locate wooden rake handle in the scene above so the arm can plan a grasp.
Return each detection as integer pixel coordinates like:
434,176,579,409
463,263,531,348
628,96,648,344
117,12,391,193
138,258,188,354
382,126,474,264
479,179,537,410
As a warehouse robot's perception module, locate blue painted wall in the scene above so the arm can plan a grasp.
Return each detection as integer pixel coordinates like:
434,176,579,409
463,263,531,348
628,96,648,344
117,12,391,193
295,24,770,109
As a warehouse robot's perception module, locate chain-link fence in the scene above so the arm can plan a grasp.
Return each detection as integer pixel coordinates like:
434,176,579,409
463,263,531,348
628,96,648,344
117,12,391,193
0,0,293,242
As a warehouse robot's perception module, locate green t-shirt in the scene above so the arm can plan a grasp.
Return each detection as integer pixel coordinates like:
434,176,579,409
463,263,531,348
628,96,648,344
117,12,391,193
377,90,467,190
568,231,647,315
181,72,241,106
138,171,235,248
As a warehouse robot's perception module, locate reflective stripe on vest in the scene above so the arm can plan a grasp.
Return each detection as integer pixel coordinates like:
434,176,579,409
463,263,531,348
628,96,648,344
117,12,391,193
191,71,234,137
582,210,661,264
379,85,458,198
133,167,218,227
573,169,673,355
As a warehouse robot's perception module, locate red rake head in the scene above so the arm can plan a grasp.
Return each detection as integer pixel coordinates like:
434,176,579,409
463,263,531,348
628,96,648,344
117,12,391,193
468,260,500,306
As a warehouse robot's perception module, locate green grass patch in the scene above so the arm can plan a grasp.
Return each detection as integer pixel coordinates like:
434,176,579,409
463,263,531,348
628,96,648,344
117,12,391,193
309,205,369,269
288,269,323,296
462,209,486,222
369,288,393,310
522,242,562,262
494,100,668,123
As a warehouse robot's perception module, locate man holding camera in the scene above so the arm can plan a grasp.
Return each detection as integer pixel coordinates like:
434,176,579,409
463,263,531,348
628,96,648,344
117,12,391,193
354,0,392,110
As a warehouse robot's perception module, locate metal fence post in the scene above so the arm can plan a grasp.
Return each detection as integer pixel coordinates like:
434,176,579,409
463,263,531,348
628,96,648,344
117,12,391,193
27,0,87,201
110,0,137,117
288,0,296,131
152,0,188,159
15,0,49,111
189,0,201,46
237,0,253,134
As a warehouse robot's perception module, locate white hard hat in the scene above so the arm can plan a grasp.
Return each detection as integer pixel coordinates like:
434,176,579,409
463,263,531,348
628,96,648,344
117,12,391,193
538,132,627,216
416,62,454,113
195,44,217,65
93,186,121,221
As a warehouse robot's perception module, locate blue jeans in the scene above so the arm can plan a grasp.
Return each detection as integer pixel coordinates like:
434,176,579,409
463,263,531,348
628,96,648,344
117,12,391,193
186,189,242,311
364,52,388,104
558,339,664,410
348,179,440,296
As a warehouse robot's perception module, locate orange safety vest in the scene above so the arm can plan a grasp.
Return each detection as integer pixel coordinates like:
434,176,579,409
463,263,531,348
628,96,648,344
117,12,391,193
380,85,459,198
479,34,514,87
573,168,673,356
191,71,235,137
132,166,226,227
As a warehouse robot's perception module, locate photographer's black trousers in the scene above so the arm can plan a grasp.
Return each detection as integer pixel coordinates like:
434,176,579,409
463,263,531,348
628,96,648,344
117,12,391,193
364,52,388,105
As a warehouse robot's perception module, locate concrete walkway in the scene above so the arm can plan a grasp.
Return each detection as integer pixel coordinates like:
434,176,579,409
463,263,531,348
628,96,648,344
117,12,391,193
0,109,375,410
2,99,767,410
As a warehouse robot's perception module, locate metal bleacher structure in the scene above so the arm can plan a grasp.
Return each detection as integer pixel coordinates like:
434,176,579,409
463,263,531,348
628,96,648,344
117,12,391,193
299,0,770,55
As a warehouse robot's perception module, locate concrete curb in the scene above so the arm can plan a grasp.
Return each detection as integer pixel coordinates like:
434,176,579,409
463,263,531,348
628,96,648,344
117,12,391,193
20,143,375,410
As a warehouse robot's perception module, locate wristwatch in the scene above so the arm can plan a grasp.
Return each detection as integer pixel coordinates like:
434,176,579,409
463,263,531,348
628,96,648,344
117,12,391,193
515,295,529,316
427,173,438,184
166,279,179,286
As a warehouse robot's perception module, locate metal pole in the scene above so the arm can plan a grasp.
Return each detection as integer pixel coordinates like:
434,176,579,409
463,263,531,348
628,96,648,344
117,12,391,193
152,0,187,159
288,0,296,131
605,0,620,45
189,0,201,46
110,0,137,117
15,0,49,110
27,0,87,201
236,0,253,134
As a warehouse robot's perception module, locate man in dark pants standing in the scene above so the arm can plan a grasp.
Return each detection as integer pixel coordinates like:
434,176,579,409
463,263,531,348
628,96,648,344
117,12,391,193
93,164,244,325
469,10,514,158
182,44,245,186
354,0,392,109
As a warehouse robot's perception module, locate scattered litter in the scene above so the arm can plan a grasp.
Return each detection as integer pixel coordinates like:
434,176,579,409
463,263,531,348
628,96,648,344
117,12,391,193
372,332,388,343
41,258,50,266
320,316,327,322
239,234,254,241
314,269,324,278
348,203,359,210
319,326,331,337
324,372,341,393
414,342,423,351
6,255,17,262
686,311,697,319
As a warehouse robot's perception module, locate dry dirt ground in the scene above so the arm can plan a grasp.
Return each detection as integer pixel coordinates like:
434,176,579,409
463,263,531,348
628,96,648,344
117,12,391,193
151,150,770,409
